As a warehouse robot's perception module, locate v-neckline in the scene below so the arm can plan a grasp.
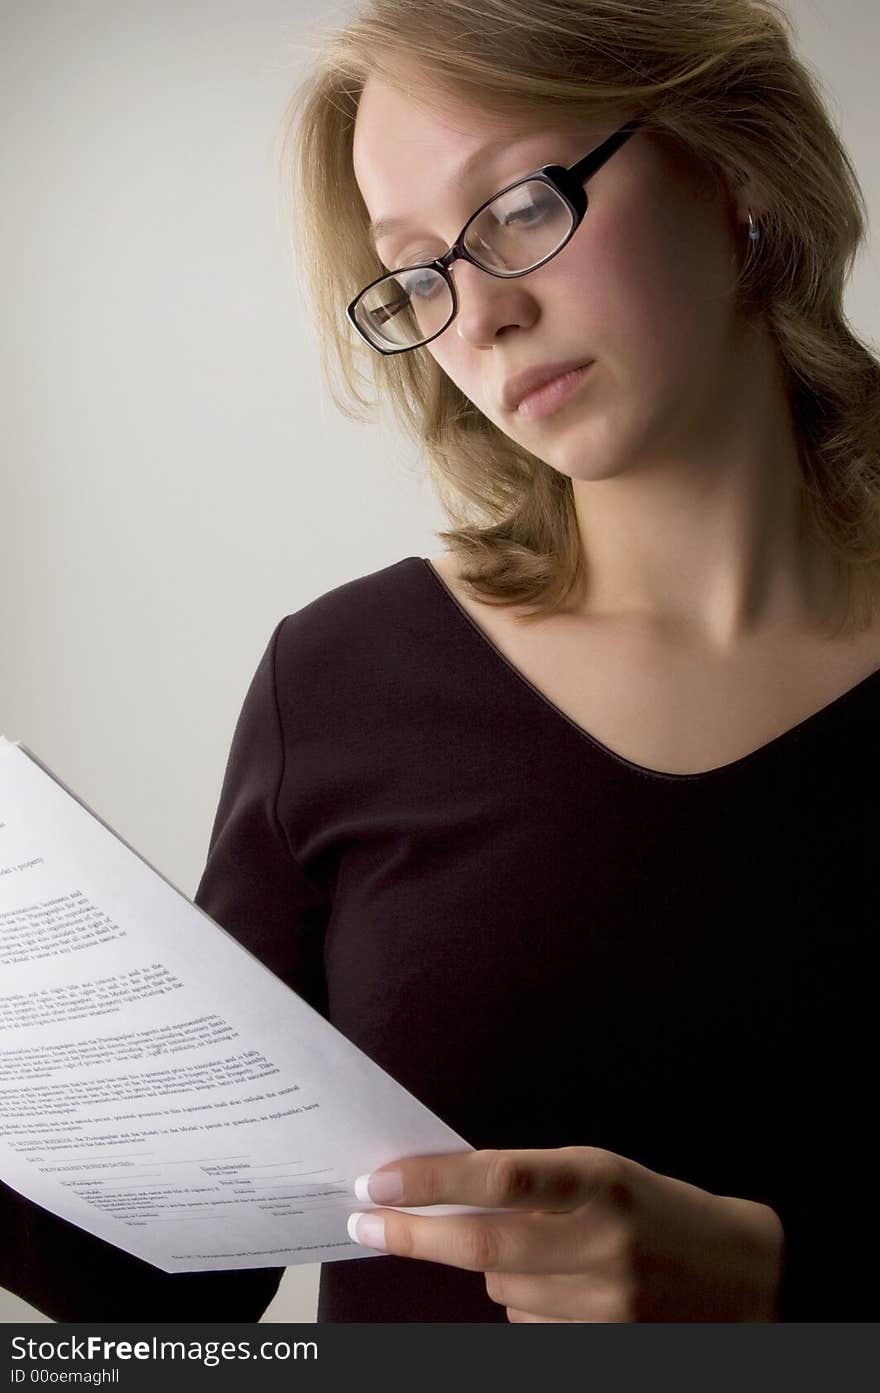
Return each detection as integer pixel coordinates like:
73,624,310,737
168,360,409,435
417,555,880,783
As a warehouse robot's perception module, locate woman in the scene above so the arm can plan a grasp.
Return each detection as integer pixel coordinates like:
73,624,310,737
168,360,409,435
280,0,879,1320
4,0,877,1322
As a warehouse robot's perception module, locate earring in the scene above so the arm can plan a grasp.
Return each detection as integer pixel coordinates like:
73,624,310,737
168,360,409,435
747,207,760,242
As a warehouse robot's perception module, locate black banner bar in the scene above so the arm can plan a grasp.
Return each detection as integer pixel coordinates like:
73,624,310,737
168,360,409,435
3,1322,878,1393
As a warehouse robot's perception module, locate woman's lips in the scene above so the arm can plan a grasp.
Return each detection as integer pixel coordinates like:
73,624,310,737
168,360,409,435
515,363,594,420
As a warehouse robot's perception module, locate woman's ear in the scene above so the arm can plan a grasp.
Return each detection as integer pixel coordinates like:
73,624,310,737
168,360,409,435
729,163,770,225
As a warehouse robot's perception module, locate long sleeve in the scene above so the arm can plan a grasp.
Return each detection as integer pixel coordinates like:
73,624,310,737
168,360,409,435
1,616,331,1321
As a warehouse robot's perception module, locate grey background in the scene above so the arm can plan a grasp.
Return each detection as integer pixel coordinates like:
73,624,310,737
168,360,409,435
1,0,877,1322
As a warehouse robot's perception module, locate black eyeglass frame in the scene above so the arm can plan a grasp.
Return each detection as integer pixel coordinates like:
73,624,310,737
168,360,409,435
346,116,645,355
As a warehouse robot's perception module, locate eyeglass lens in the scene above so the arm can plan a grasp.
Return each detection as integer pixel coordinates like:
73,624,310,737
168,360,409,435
354,180,575,351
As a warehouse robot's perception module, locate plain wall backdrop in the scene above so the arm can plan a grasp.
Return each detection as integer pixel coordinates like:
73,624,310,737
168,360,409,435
1,0,877,1322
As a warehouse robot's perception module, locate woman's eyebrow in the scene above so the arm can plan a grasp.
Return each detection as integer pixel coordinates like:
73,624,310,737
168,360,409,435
368,213,422,248
367,133,533,249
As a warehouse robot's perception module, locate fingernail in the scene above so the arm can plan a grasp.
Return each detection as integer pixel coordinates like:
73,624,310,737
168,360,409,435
347,1211,386,1249
354,1170,405,1203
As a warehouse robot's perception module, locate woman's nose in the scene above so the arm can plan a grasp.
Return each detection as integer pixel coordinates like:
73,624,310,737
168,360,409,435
450,260,539,346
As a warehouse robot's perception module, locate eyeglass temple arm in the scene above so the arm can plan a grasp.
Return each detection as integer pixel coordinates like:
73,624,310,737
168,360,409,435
565,116,645,189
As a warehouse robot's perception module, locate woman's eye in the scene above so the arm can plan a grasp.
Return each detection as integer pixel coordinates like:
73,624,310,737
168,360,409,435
408,275,443,300
503,200,552,226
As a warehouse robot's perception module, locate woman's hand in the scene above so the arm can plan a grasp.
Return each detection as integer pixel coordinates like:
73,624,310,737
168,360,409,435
346,1146,785,1321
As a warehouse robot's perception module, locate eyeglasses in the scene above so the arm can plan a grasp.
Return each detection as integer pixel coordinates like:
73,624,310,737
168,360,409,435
346,116,644,355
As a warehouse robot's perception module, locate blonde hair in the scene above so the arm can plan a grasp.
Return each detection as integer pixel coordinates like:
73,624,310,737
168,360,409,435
277,0,880,637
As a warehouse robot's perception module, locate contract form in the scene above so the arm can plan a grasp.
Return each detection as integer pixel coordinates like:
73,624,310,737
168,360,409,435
0,736,486,1273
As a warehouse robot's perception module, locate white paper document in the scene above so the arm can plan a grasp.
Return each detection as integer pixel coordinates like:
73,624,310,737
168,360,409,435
0,736,485,1274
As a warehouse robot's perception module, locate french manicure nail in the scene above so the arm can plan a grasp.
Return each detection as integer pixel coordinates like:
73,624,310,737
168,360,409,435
347,1211,386,1249
353,1170,405,1203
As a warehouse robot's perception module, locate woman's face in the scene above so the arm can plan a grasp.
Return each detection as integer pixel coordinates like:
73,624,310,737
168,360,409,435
352,76,751,485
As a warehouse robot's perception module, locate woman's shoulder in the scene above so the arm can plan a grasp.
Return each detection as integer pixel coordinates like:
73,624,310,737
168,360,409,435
278,554,427,643
269,555,434,700
267,554,462,754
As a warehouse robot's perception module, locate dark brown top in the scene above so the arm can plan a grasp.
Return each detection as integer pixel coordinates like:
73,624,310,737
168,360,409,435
4,557,877,1321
